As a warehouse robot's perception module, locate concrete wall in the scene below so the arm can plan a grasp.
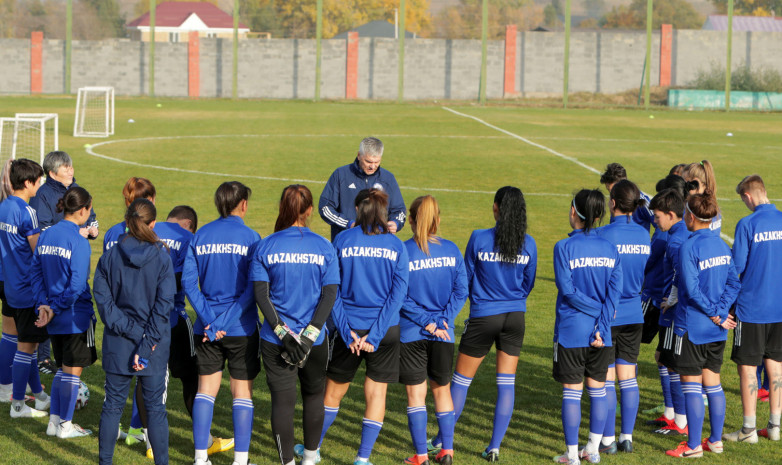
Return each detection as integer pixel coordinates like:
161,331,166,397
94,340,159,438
1,30,780,99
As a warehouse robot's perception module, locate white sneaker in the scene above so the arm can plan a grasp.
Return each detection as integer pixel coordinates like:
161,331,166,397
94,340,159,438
34,392,50,411
10,402,46,418
759,424,781,441
193,460,212,465
57,421,92,438
722,428,758,443
47,415,60,436
0,384,11,403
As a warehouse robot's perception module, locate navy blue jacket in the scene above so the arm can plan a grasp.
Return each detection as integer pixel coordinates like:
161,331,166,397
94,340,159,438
29,177,97,232
318,158,406,241
93,235,174,376
642,227,669,307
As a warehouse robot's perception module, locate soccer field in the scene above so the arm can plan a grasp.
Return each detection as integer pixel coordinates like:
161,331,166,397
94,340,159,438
0,95,781,464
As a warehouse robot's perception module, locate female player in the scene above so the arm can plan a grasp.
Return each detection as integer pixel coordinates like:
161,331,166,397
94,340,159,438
552,189,621,465
0,159,50,418
93,199,175,465
252,185,339,465
400,195,467,465
102,176,156,448
432,186,537,463
0,159,22,403
665,193,740,458
596,180,650,453
183,181,261,465
316,188,409,465
32,187,96,439
681,160,721,235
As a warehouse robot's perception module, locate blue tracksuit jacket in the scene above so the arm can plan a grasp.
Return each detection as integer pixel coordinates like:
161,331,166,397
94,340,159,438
318,158,406,241
331,227,409,349
31,220,94,334
660,220,689,328
633,190,655,231
597,215,651,326
400,237,468,344
0,196,41,308
103,221,126,252
463,227,537,318
182,215,261,340
553,229,622,349
154,221,194,328
732,203,782,324
93,235,174,375
674,228,741,344
641,227,669,308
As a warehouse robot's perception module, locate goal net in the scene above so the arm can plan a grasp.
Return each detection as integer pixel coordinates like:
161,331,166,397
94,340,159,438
74,86,114,137
0,113,59,166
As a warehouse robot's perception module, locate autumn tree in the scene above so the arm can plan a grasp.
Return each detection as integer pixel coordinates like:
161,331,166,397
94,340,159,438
600,0,703,29
710,0,782,16
433,0,543,39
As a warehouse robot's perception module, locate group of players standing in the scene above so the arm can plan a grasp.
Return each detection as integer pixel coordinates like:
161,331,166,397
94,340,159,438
0,137,779,465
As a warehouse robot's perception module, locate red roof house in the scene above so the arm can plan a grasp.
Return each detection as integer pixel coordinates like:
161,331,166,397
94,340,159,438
126,2,250,42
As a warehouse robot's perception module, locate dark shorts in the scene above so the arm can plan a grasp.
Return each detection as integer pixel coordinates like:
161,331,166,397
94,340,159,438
261,339,328,394
553,343,612,384
459,312,525,358
327,325,400,384
0,282,12,318
195,330,261,380
12,306,48,343
657,325,676,368
399,340,455,386
731,320,782,366
610,323,643,365
641,299,660,344
671,332,725,376
51,325,97,368
169,317,198,379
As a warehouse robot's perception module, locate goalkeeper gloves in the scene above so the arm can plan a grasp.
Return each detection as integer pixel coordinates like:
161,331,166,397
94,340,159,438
275,323,303,366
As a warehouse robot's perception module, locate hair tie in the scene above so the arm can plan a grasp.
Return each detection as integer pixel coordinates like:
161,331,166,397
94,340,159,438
685,202,710,222
572,199,586,220
700,161,704,166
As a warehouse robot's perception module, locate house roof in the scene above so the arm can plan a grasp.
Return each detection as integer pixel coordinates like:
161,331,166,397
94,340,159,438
127,1,248,29
703,15,782,32
333,20,414,39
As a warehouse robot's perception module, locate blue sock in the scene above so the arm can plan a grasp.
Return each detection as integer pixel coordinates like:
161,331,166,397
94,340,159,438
50,370,62,417
192,393,215,450
232,398,254,453
588,386,608,438
669,372,686,416
12,351,33,401
319,406,339,448
28,350,42,394
407,406,428,455
682,382,704,450
562,388,582,447
130,382,142,429
603,379,616,439
704,384,726,443
0,333,17,385
357,418,383,460
435,410,455,450
433,371,473,447
619,377,640,435
60,373,80,422
488,373,515,451
658,365,673,408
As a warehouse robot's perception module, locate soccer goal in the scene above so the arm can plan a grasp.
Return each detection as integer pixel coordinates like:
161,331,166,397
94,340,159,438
74,86,114,137
0,113,59,166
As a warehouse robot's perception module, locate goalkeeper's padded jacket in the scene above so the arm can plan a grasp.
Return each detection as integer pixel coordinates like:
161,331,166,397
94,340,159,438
331,226,409,349
318,158,407,241
182,215,261,340
154,221,194,328
250,226,340,346
400,237,468,344
0,195,41,307
30,219,94,334
30,177,98,234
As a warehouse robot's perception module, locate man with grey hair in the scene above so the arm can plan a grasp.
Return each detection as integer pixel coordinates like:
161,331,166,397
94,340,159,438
319,137,406,241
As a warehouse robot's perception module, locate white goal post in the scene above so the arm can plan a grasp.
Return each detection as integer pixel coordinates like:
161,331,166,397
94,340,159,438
74,86,115,138
0,113,59,166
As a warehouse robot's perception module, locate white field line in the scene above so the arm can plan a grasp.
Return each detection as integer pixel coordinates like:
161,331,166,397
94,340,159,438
441,106,736,244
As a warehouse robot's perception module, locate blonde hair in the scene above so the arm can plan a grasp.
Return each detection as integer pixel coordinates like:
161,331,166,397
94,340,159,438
682,160,717,196
409,195,441,256
0,159,12,202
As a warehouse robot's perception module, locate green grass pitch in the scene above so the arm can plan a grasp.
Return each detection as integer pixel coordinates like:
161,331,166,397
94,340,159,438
0,96,781,464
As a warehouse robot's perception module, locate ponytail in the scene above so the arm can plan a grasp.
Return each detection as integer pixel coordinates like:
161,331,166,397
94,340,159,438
56,186,92,216
409,195,440,256
682,160,717,197
494,186,527,262
610,179,645,214
122,177,156,207
274,184,313,232
0,159,12,202
573,189,605,234
124,199,160,245
354,188,389,235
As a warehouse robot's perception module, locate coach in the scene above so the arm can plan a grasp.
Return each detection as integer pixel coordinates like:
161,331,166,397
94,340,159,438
319,137,406,241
